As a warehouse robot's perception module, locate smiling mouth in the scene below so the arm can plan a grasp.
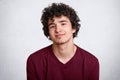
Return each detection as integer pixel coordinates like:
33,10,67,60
55,34,65,38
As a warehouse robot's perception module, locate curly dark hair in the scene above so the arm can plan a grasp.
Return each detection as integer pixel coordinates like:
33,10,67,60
40,3,81,38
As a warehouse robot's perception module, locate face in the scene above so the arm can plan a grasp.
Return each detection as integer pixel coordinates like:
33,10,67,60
48,15,76,45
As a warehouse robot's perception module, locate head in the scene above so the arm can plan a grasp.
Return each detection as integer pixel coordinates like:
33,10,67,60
41,3,81,38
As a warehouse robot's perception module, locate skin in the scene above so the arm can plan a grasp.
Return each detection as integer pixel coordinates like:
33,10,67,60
48,15,77,64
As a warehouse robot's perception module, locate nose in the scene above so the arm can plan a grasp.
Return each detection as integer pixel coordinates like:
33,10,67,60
55,25,61,33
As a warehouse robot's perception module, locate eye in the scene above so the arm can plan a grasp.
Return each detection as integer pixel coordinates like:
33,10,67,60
61,23,66,26
49,24,55,29
49,26,54,29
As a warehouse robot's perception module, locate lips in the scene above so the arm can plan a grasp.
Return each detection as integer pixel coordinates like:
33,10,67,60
55,34,65,38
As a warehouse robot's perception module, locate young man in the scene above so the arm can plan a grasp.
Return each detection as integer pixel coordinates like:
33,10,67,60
27,3,99,80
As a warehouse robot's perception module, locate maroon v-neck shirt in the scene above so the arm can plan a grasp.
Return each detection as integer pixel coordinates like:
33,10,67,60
27,45,99,80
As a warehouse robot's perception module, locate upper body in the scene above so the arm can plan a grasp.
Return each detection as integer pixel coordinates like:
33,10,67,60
27,45,99,80
26,3,99,80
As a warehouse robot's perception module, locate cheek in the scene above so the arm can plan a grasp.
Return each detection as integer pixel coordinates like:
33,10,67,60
49,30,54,37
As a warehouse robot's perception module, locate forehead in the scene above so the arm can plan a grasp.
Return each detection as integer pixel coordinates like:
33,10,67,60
48,15,70,24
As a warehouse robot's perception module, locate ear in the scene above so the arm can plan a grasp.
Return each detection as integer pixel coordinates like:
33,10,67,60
72,28,76,33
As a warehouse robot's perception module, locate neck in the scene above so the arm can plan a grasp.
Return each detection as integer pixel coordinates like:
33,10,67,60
52,42,77,64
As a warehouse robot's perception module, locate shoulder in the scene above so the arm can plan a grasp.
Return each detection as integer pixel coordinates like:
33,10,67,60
76,45,99,75
77,46,99,64
27,45,52,62
76,46,99,79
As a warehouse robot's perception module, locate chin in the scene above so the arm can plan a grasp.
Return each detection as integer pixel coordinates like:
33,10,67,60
51,37,72,45
53,39,70,45
53,41,64,44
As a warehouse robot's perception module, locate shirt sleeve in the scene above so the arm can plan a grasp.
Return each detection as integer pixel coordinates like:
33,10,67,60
89,58,99,80
26,56,37,80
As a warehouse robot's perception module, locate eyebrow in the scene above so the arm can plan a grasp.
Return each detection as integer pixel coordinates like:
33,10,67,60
48,23,54,26
58,20,68,23
48,20,68,26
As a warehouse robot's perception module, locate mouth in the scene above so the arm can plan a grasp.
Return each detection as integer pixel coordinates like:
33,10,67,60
55,34,65,38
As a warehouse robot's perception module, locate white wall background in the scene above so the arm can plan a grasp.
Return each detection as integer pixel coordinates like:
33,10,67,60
0,0,120,80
